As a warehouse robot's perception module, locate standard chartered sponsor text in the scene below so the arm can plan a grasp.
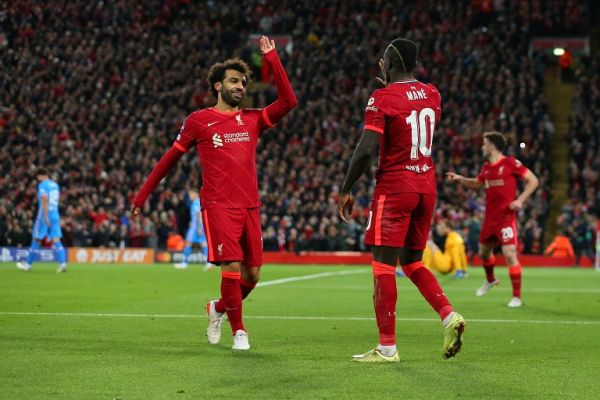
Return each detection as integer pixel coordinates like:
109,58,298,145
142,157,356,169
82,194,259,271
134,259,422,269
224,132,250,143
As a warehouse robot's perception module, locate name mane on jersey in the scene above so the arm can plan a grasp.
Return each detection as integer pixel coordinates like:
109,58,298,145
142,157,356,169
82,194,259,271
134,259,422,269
405,164,432,173
406,88,428,101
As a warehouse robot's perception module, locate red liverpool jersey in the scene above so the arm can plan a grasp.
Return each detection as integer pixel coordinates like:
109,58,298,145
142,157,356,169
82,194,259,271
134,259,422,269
363,79,442,195
174,107,273,209
476,156,529,224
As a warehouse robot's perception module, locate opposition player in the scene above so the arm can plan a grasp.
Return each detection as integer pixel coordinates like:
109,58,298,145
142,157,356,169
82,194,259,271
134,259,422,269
423,219,468,277
174,190,213,271
16,168,68,273
131,36,297,350
446,131,539,307
338,38,465,362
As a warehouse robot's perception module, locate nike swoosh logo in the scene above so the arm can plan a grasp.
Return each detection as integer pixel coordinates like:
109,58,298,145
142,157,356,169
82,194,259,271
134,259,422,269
207,121,219,126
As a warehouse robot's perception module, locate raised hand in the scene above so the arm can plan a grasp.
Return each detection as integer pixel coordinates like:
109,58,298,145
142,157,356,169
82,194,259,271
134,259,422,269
259,35,276,54
374,58,388,87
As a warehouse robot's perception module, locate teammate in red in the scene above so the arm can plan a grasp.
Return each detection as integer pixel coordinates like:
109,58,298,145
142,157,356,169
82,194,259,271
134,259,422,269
131,36,297,350
338,38,465,363
447,132,539,307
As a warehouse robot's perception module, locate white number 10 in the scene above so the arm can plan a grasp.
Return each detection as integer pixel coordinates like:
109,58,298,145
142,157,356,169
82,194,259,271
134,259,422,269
406,107,436,159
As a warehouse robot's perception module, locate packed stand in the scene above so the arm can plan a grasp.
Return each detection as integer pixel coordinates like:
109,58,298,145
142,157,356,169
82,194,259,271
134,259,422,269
0,1,577,254
562,54,600,263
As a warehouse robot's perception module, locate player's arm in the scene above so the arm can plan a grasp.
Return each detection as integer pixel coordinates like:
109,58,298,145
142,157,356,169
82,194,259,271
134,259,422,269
445,172,483,189
259,35,298,128
338,130,379,223
196,211,203,235
41,194,50,225
427,239,441,254
131,146,185,216
509,169,539,211
132,116,199,216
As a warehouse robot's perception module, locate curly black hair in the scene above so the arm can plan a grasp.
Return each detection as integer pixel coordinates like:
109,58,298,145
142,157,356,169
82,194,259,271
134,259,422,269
206,58,252,97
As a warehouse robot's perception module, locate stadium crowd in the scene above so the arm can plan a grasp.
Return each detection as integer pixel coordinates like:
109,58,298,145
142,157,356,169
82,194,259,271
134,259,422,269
0,0,590,255
562,54,600,263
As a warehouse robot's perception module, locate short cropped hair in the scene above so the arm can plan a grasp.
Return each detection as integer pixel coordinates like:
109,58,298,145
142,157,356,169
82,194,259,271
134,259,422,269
438,218,450,229
37,167,48,176
483,131,507,152
207,58,252,97
388,38,418,72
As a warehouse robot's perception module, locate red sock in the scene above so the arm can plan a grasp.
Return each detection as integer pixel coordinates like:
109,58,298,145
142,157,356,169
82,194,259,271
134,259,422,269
508,264,522,298
214,299,226,313
372,261,397,346
402,261,453,320
240,278,256,300
482,254,496,283
215,278,257,312
219,271,245,334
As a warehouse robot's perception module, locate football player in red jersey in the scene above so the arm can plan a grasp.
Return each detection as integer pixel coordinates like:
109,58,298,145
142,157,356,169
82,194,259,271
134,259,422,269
447,131,539,308
339,38,465,362
131,36,297,350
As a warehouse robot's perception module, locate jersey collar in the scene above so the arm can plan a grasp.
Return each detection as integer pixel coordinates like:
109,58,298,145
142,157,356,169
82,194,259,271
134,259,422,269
209,107,239,115
391,79,418,84
487,155,506,167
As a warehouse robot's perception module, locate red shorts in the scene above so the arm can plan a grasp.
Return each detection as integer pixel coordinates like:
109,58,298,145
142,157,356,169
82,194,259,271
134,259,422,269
364,193,435,249
479,219,518,246
201,207,263,266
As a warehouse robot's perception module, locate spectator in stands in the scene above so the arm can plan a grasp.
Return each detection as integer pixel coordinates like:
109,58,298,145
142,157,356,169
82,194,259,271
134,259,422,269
262,226,279,252
1,0,581,255
544,231,575,258
559,48,574,82
464,210,482,258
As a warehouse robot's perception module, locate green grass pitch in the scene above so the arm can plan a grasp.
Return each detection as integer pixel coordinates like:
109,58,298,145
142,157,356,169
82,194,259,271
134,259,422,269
1,263,600,399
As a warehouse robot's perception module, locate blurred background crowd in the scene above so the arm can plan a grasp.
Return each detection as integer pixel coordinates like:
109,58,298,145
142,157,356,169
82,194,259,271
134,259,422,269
1,0,596,257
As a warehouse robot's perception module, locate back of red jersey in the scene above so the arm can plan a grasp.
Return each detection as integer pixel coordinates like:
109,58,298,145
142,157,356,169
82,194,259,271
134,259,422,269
363,80,442,195
476,156,528,224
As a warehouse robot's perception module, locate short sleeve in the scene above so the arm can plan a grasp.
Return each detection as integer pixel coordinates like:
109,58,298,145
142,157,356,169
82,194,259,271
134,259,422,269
173,114,199,152
38,184,48,197
476,165,486,183
428,84,442,121
512,158,528,178
363,90,386,134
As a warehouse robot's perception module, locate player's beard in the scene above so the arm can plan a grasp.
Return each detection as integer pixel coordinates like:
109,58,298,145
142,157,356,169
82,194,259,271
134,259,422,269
221,88,244,108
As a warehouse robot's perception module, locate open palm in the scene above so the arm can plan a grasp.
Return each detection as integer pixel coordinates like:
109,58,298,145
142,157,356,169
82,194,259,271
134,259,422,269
259,35,275,54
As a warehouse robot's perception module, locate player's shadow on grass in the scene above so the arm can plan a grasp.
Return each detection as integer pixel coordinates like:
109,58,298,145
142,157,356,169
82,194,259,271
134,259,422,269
516,304,600,320
3,332,281,358
399,361,537,398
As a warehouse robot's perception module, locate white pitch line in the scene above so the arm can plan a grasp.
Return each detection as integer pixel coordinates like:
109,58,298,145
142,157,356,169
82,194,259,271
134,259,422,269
256,269,367,287
248,316,600,325
1,312,599,325
278,284,600,294
0,312,194,319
